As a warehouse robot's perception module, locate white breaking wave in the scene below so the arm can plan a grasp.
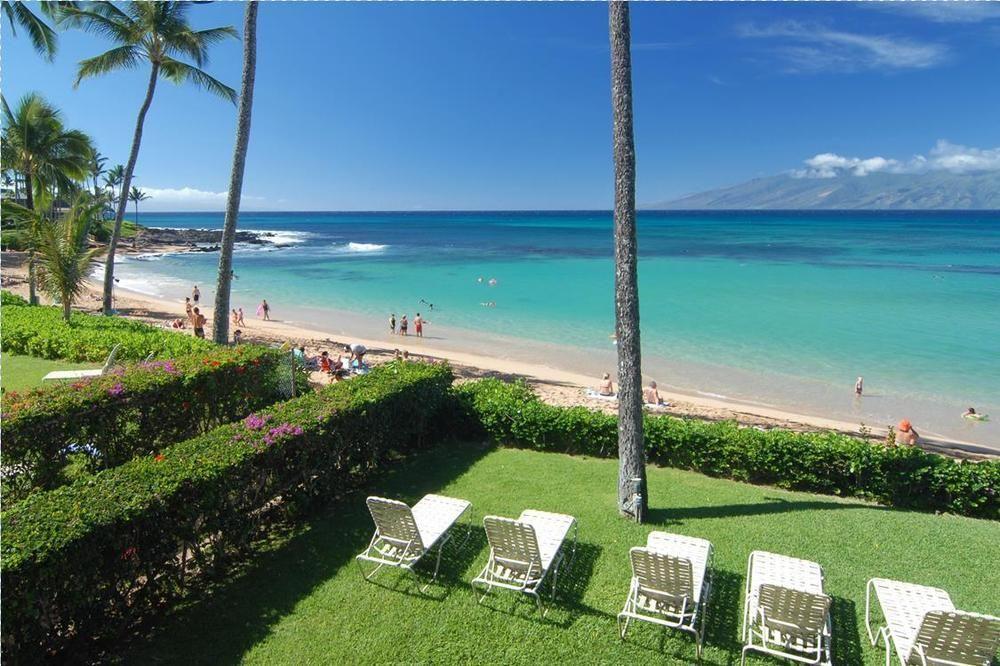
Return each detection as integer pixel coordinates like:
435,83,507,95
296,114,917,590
250,229,314,246
342,242,388,253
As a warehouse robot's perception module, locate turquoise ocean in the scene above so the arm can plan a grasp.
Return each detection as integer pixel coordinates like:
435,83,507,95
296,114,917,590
112,211,1000,448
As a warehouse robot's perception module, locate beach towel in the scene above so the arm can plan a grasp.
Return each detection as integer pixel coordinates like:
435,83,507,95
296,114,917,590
585,389,617,401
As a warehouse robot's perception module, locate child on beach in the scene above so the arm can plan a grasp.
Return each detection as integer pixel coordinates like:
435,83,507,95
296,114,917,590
185,297,193,317
237,308,246,326
232,329,243,345
400,315,408,336
319,351,332,374
232,309,239,328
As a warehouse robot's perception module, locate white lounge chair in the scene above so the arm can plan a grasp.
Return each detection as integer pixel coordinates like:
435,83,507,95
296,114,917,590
618,531,714,657
42,344,121,382
866,578,1000,666
472,509,578,613
742,551,832,666
356,494,471,591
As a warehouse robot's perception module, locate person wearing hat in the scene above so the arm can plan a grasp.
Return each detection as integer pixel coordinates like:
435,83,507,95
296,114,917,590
895,419,919,446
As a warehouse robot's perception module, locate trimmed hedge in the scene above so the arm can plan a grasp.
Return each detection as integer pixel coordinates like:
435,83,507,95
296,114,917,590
1,289,29,306
1,361,453,663
1,303,215,361
455,379,999,519
1,345,289,500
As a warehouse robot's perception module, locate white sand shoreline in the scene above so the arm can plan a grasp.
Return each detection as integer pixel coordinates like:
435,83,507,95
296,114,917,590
2,251,994,459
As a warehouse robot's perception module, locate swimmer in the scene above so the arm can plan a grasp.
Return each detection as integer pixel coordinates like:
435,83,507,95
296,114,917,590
488,278,497,286
855,376,863,396
477,276,484,283
962,407,989,421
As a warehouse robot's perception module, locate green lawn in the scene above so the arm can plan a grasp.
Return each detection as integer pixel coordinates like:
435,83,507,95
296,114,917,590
122,444,999,665
0,354,100,392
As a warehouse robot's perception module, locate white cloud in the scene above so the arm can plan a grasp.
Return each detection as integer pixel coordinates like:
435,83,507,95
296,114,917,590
794,141,1000,178
875,3,1000,24
739,21,948,72
134,186,265,211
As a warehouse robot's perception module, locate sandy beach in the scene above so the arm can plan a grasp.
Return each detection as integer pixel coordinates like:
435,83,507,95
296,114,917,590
3,249,993,460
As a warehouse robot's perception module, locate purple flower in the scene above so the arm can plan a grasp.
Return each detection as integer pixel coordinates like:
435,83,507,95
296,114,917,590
262,422,304,446
244,413,270,430
139,360,180,375
108,383,126,397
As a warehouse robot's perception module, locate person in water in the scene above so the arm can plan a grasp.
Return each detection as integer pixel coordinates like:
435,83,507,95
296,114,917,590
855,376,864,396
400,314,409,336
259,299,270,321
643,380,664,405
598,373,614,396
962,407,988,421
192,285,200,304
414,312,426,337
389,313,396,335
895,419,919,446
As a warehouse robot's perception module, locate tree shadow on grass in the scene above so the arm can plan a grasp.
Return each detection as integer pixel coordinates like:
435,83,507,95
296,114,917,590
831,596,864,666
112,441,494,665
647,495,888,525
472,541,603,630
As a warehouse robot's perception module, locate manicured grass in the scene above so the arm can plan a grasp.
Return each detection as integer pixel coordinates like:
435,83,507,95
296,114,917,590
121,445,999,665
0,354,100,392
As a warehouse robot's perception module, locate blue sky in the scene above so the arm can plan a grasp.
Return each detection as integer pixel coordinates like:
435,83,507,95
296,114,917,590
4,1,1000,211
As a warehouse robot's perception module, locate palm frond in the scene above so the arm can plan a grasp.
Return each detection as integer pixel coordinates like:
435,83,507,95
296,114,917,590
5,0,58,60
75,45,145,85
159,57,237,104
58,4,137,44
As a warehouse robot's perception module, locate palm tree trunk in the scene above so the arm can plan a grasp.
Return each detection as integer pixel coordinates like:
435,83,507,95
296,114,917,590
102,62,159,315
213,0,258,345
25,168,38,305
62,297,72,323
609,0,647,520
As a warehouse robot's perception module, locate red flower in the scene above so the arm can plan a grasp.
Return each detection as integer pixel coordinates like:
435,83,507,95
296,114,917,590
154,454,166,462
211,361,220,367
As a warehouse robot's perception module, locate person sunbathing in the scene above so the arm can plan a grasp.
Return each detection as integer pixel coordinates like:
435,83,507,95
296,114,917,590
597,373,614,396
643,380,664,405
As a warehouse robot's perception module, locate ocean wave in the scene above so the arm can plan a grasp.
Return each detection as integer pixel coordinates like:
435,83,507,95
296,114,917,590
250,229,314,246
342,242,388,253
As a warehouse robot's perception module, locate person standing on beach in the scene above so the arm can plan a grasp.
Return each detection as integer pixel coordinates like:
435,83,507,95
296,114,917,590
192,285,200,304
191,307,206,338
400,314,408,336
389,313,396,335
414,312,425,337
259,299,270,321
185,297,193,318
855,376,864,396
237,307,246,326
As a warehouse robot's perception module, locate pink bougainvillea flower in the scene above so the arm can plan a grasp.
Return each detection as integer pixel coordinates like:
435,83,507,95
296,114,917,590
108,383,126,397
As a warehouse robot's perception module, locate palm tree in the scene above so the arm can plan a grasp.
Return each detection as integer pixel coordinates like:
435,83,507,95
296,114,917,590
213,1,258,345
1,1,76,60
61,1,237,315
23,195,103,322
1,92,94,304
609,0,647,520
128,185,150,231
89,150,107,197
103,163,124,212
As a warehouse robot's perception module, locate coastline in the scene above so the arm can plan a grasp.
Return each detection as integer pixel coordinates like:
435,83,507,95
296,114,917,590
2,250,994,459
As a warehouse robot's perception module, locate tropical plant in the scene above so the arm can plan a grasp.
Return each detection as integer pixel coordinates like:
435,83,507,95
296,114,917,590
88,150,106,197
0,1,76,60
608,0,647,520
60,1,237,315
103,163,124,205
128,185,150,226
10,195,103,322
1,92,94,304
213,1,258,345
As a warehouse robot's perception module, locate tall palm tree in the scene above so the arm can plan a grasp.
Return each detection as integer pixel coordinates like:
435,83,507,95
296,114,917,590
18,195,103,322
61,1,237,315
213,1,258,345
103,163,124,211
1,92,94,304
1,1,76,60
609,0,647,520
128,186,150,225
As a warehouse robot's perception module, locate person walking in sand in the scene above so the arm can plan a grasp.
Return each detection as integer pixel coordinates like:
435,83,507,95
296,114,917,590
855,376,864,396
389,313,396,335
237,307,246,327
258,299,270,321
192,285,200,304
895,419,919,446
414,312,426,337
231,309,239,328
191,307,206,339
400,314,408,336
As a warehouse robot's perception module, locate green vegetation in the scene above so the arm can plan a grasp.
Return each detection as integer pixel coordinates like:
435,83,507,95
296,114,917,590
118,445,999,665
456,379,1000,519
1,290,29,306
1,354,99,392
1,303,215,362
1,362,453,663
1,345,288,499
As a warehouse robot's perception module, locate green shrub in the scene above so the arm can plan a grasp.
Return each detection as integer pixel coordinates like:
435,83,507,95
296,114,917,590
1,303,215,361
0,361,454,663
1,290,29,306
1,345,289,500
455,379,999,519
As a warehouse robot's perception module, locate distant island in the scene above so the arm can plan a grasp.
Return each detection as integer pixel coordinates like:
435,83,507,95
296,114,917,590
645,170,1000,210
